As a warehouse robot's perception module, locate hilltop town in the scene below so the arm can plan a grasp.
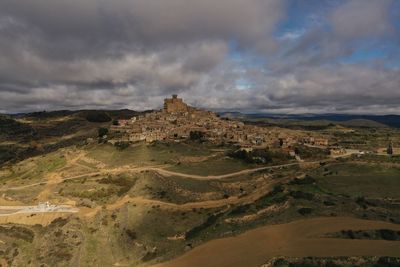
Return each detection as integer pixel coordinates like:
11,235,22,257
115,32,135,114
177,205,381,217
110,95,329,151
0,100,400,266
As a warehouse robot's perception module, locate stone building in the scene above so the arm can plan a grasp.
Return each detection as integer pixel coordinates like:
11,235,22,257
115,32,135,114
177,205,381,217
164,94,189,113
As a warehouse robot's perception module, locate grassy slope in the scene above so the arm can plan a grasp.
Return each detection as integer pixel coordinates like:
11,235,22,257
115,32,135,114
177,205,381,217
313,163,400,198
86,142,215,167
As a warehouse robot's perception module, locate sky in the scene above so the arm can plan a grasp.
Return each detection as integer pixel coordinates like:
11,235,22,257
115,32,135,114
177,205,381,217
0,0,399,114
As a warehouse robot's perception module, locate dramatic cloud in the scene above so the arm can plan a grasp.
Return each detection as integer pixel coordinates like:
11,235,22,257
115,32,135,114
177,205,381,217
0,0,399,114
331,0,394,40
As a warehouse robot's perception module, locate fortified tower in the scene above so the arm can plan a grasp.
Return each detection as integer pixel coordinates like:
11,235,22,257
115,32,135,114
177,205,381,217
163,94,189,113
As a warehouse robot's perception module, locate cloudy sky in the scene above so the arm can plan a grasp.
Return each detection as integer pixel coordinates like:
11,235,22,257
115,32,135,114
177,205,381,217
0,0,399,114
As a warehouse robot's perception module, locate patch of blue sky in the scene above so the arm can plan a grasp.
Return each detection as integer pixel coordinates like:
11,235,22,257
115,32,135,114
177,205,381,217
227,39,266,70
340,40,399,69
341,47,387,64
275,0,337,40
235,78,253,90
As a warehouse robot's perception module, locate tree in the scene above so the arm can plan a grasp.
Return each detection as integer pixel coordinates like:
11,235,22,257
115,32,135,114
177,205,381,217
387,142,393,155
189,131,205,141
279,138,284,147
98,127,109,138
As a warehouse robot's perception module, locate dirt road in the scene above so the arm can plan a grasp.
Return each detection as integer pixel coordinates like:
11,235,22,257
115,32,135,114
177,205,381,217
0,161,302,192
99,180,275,211
153,217,400,267
152,163,301,180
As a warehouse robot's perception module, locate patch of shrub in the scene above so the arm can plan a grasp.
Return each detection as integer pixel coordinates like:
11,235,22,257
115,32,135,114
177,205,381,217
298,207,313,216
0,115,35,137
0,226,35,243
98,175,137,196
125,229,137,240
272,258,290,266
289,191,314,200
142,251,157,262
323,200,335,206
376,257,400,267
98,127,109,137
0,145,17,164
185,212,224,239
346,230,355,239
289,175,316,185
49,217,69,227
254,184,288,209
334,229,400,241
272,184,284,193
114,141,130,150
228,149,275,164
379,229,398,241
189,131,205,141
293,145,330,159
356,196,368,209
229,204,255,215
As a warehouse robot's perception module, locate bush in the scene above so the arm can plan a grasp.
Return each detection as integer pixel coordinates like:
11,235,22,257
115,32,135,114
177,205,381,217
228,149,274,164
98,127,109,137
185,212,224,239
376,257,400,267
298,207,313,216
114,141,129,150
125,229,137,240
379,229,398,241
323,200,335,206
293,145,329,159
190,131,205,141
289,191,314,200
0,145,17,163
272,184,284,194
229,204,254,215
254,185,288,209
289,175,316,185
0,226,35,243
346,230,355,239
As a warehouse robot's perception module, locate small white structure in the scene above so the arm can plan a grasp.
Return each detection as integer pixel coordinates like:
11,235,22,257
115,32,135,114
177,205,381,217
0,202,79,216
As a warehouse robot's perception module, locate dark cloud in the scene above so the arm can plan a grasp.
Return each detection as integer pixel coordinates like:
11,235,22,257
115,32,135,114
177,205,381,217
0,0,399,114
330,0,395,40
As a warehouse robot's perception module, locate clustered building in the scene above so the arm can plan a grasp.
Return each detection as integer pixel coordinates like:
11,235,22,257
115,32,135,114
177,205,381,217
110,95,330,150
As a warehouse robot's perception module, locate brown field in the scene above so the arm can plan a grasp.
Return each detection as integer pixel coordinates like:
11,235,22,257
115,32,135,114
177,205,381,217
153,217,400,267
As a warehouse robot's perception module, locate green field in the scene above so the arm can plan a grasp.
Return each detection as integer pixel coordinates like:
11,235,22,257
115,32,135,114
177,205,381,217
313,163,400,198
86,142,216,167
166,157,252,176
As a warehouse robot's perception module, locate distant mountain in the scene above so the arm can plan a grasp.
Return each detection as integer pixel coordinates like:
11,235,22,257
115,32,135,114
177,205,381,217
9,109,148,120
219,112,400,128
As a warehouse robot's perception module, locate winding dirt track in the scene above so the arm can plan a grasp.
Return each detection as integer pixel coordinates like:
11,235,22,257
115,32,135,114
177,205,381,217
102,179,275,211
152,163,301,180
153,217,400,267
0,161,302,192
